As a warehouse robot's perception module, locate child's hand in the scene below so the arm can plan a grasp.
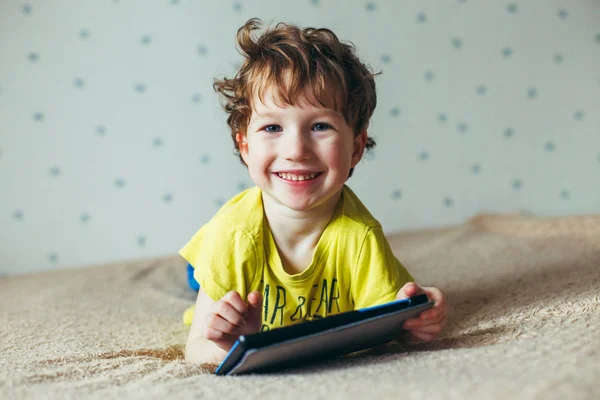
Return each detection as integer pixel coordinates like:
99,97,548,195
396,282,448,343
204,290,263,351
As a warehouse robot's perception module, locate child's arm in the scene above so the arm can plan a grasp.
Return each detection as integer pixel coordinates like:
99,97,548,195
185,288,262,364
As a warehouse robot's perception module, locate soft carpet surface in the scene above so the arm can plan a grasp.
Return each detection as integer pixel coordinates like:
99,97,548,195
1,213,599,399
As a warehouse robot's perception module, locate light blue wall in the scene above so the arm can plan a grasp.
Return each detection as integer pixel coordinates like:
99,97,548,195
1,0,599,275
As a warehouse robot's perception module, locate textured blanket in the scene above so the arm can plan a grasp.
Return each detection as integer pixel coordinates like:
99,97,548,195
1,213,599,399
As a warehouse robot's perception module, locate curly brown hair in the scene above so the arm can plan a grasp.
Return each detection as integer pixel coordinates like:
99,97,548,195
213,18,380,176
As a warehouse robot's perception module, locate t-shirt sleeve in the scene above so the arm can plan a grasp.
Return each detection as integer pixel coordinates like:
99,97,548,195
179,222,260,302
351,226,414,309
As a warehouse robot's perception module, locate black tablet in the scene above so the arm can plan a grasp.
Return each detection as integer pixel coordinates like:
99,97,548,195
215,293,434,376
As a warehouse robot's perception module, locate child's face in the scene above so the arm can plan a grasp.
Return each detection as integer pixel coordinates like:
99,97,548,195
237,87,366,213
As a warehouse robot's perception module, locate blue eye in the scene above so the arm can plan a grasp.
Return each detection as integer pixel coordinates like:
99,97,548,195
264,125,282,133
313,123,331,131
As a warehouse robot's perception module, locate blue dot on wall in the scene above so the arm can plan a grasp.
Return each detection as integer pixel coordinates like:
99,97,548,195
197,45,208,56
437,113,448,123
417,12,426,23
560,189,570,200
140,35,152,45
471,164,481,174
389,107,401,117
451,37,463,49
163,193,173,203
311,0,320,5
48,252,59,264
33,112,44,121
595,33,600,43
418,151,429,161
512,179,523,190
137,235,146,247
214,198,226,208
557,9,568,20
96,125,106,136
200,154,211,164
507,3,518,14
391,189,402,200
80,213,90,223
170,0,180,4
49,166,61,176
74,78,85,88
457,122,468,133
502,47,513,58
476,85,487,95
573,110,584,120
114,178,126,188
424,71,435,81
504,127,515,138
28,52,39,62
22,4,32,14
380,54,391,64
443,197,454,207
192,93,202,103
544,141,556,152
233,1,243,11
527,87,537,99
152,137,163,147
13,210,24,220
79,29,90,39
365,2,377,12
237,182,249,191
134,84,146,93
553,53,564,64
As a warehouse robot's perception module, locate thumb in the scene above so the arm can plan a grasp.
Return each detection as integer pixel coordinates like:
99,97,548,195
396,282,421,300
245,291,263,330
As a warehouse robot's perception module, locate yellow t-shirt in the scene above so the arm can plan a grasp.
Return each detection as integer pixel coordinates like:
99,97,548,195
180,185,414,331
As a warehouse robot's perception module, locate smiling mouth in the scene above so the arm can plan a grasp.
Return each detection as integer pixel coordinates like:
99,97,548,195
276,172,322,181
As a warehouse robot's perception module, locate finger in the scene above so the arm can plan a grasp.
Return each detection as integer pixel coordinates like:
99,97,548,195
210,301,246,328
405,331,435,343
422,287,446,307
222,291,249,317
418,305,448,320
247,291,263,314
204,326,238,347
396,282,422,299
247,291,263,322
247,291,262,307
244,291,263,333
406,322,444,334
404,311,447,329
205,313,242,336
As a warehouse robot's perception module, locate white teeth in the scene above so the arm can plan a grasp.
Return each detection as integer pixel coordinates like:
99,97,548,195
277,172,319,181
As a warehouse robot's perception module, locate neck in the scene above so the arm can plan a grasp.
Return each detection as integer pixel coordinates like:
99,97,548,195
261,190,342,248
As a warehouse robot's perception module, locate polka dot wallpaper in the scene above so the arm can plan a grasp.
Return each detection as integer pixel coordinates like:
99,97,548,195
1,1,599,275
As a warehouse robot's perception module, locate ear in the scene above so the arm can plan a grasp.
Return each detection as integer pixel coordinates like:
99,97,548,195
236,133,249,163
350,130,368,167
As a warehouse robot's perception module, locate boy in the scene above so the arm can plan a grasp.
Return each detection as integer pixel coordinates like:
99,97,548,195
181,18,448,364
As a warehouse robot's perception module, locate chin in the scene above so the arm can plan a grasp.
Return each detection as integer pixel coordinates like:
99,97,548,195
280,200,314,212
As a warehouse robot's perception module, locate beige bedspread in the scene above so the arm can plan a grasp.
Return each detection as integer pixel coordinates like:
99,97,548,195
1,213,599,399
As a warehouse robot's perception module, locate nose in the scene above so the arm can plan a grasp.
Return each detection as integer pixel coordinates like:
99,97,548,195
281,129,312,161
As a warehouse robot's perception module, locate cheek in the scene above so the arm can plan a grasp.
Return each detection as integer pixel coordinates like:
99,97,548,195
321,141,353,169
246,142,273,170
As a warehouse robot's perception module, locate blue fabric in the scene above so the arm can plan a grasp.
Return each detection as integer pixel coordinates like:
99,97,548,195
187,263,200,291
